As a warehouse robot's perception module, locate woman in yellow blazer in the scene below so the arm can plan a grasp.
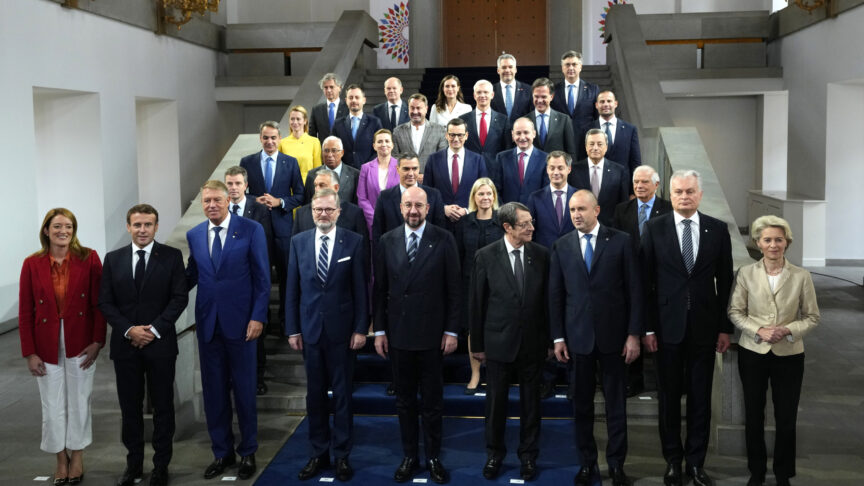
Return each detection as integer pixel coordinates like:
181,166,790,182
728,215,819,486
278,105,322,185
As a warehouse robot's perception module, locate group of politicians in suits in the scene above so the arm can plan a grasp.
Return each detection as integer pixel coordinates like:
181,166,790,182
17,49,819,486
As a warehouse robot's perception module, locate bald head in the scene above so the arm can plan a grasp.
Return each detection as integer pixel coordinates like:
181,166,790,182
385,77,404,104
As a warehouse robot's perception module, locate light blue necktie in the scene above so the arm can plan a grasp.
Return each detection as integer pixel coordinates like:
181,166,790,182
351,116,359,140
264,156,274,193
505,84,513,117
538,114,547,145
583,234,593,273
567,84,576,115
328,102,335,130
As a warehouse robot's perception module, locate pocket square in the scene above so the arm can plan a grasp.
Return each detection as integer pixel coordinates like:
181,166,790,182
337,256,351,262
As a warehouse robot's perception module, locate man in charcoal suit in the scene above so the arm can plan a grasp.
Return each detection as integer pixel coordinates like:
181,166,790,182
490,53,532,123
373,77,410,131
460,79,511,171
568,129,630,228
99,204,188,486
332,85,383,170
526,77,578,157
308,73,349,143
371,154,446,242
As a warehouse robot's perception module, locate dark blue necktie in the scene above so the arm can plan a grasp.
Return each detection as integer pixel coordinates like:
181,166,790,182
538,114,547,145
317,235,329,285
211,227,223,267
328,102,335,130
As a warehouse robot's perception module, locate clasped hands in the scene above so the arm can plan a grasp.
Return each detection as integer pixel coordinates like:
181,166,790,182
756,326,791,344
256,194,281,209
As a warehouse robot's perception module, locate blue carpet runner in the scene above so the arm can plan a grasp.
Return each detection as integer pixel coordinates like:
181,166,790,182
256,416,606,485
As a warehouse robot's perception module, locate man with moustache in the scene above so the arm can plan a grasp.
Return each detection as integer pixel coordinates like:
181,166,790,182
550,190,642,486
641,170,733,486
373,186,461,484
286,188,368,482
470,202,549,482
99,204,188,486
460,79,511,169
303,136,360,205
332,85,383,170
185,180,270,480
392,94,448,174
494,117,548,205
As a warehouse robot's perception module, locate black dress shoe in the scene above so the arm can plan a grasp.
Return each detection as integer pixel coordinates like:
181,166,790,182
539,382,554,399
394,456,419,483
482,456,502,480
203,456,236,480
298,456,330,481
464,386,478,395
427,458,449,484
335,458,353,482
53,477,67,486
257,380,268,395
746,476,765,486
663,463,682,486
775,478,791,486
116,466,143,486
386,382,396,396
149,467,169,486
238,455,256,480
686,466,714,486
520,459,537,481
574,465,593,485
609,466,631,486
626,381,645,397
67,474,84,485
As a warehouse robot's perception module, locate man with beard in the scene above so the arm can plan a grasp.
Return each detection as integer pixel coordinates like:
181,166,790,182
373,186,460,484
286,188,368,482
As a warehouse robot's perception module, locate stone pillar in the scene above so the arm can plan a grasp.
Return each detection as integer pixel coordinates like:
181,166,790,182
548,0,583,64
409,0,443,68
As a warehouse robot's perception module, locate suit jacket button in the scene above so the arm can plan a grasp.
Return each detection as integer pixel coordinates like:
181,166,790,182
81,293,86,298
42,318,47,323
79,312,84,316
39,299,43,304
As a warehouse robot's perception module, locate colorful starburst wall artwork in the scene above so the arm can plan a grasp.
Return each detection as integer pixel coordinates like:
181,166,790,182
599,0,628,37
375,1,410,68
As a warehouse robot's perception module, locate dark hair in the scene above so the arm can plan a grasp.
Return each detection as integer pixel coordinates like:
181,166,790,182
546,150,573,167
434,75,465,112
126,204,159,224
498,202,530,229
446,118,467,129
224,165,248,184
408,93,428,105
531,77,555,92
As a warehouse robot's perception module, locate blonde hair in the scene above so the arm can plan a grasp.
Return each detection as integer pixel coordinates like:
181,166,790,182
468,177,500,213
34,208,90,260
751,215,794,247
288,105,310,133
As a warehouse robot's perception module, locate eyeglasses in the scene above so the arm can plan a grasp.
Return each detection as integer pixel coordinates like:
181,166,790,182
312,207,338,215
401,202,428,210
446,132,466,138
513,219,535,229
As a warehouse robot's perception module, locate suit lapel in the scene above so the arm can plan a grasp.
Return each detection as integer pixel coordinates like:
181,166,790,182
35,255,59,312
324,228,346,288
141,242,162,291
406,226,436,281
215,216,240,273
666,215,690,276
591,226,611,274
494,240,522,299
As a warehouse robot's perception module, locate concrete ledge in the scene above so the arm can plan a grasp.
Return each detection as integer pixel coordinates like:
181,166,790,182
640,10,771,41
226,53,286,77
704,43,766,69
226,22,335,50
657,67,783,81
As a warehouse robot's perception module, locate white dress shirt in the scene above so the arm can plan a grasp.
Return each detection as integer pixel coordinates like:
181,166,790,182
600,115,618,145
314,226,336,270
515,146,534,179
565,81,580,106
533,109,550,134
576,223,600,260
475,108,492,132
548,184,569,220
673,210,700,262
410,122,427,153
231,196,247,217
127,240,161,338
503,236,523,274
446,148,466,183
588,158,606,189
207,213,231,255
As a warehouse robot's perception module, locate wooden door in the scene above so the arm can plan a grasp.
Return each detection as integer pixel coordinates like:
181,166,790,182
443,0,548,67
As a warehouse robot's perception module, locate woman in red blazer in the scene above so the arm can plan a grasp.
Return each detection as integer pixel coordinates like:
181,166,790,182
19,208,105,486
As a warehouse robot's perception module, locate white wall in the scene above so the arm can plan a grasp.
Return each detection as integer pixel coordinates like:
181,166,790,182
632,0,772,14
667,96,758,227
0,0,242,323
227,0,369,23
775,5,864,260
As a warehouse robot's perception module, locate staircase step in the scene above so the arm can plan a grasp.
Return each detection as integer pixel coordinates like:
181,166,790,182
256,381,308,412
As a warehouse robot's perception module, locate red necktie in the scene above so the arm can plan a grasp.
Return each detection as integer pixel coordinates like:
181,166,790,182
517,151,526,186
479,112,488,147
451,154,460,194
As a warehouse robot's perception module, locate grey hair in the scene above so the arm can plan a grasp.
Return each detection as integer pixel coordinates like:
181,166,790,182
322,135,343,151
497,53,517,68
473,79,494,92
498,202,530,228
318,73,342,89
259,120,280,135
632,165,660,184
314,168,340,187
311,187,341,207
670,169,703,192
584,128,608,145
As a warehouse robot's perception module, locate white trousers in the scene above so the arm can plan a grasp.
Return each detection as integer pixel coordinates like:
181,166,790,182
36,321,95,453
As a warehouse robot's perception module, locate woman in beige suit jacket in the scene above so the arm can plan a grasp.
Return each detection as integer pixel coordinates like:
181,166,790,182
728,215,819,486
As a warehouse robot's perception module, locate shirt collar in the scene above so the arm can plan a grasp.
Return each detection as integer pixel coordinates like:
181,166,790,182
447,148,465,160
208,212,231,232
600,115,618,127
589,158,605,169
577,223,600,239
673,211,700,227
260,150,278,163
516,146,533,159
315,226,336,241
132,240,155,253
503,235,522,253
534,109,549,118
638,195,656,208
404,221,427,240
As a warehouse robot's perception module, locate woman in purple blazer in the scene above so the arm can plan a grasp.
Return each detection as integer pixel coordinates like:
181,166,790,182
357,129,400,236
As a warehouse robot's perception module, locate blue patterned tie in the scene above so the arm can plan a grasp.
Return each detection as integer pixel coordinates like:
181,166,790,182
351,116,359,140
638,203,648,236
328,102,335,130
583,234,593,273
681,219,694,274
505,84,513,117
538,114,547,145
265,156,274,193
407,232,418,264
317,235,329,285
604,121,613,148
211,227,222,267
567,84,576,115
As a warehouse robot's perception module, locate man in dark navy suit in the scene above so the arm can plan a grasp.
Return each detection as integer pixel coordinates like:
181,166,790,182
611,165,672,397
371,154,446,242
569,129,630,227
550,190,642,486
286,188,368,483
494,117,548,205
99,204,188,486
308,73,349,143
582,91,642,176
239,120,305,333
527,151,577,248
186,180,270,481
225,165,273,395
332,85,383,170
294,169,368,242
373,77,410,131
460,79,511,170
490,53,532,123
373,186,460,484
423,118,489,227
551,50,599,139
526,78,578,157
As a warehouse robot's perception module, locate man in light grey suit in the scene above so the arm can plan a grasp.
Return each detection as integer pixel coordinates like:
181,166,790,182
392,93,448,175
304,136,360,205
526,77,578,157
